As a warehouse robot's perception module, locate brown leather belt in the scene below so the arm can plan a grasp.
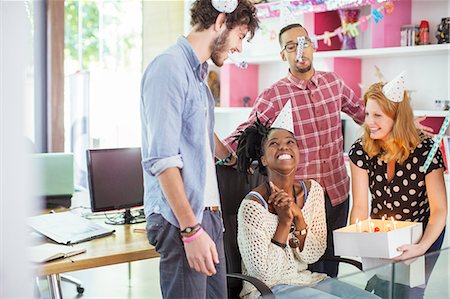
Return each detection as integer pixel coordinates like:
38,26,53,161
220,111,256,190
204,206,220,212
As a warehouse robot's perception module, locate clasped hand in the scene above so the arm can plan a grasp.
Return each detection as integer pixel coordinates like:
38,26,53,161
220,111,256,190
268,181,303,222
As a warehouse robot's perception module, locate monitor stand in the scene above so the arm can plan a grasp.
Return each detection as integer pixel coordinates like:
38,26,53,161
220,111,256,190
104,209,146,225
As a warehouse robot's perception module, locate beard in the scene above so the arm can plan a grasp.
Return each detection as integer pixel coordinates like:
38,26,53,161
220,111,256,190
295,63,312,74
210,29,231,67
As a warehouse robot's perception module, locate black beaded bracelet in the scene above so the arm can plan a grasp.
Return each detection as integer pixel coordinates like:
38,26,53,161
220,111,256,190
271,238,287,249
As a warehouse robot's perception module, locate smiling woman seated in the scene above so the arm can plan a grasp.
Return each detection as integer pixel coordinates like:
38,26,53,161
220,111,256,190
233,113,381,299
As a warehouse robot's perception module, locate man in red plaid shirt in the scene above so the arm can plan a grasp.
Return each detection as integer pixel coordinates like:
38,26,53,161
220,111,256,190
217,23,432,277
220,23,364,277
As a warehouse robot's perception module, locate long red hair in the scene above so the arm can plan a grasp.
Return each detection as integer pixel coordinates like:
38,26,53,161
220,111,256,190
361,83,422,164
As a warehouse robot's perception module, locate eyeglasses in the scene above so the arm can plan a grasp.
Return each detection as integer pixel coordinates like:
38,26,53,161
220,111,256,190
282,38,313,53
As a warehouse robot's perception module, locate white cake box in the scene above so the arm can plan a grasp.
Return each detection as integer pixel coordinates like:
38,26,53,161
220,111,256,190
362,256,425,288
333,219,423,259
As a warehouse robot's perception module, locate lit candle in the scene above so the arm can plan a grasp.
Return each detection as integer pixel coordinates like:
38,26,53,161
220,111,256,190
370,221,375,233
356,218,362,232
381,216,386,232
390,216,396,230
386,223,391,231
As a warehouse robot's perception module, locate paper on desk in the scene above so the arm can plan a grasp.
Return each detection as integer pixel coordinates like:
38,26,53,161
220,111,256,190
29,243,86,263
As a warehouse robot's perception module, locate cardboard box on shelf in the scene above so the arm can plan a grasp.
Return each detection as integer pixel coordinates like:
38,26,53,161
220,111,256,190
333,219,423,259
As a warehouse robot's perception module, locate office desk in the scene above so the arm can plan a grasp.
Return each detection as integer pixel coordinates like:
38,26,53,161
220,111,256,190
35,222,158,299
34,193,159,299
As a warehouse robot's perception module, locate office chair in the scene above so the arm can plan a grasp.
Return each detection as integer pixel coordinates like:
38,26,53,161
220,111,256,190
36,274,85,296
60,275,84,294
216,165,274,298
216,165,362,299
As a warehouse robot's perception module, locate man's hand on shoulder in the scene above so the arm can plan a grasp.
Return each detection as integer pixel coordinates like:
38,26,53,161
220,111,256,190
414,115,434,136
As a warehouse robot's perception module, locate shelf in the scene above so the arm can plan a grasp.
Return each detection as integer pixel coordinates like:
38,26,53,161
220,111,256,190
244,44,450,64
216,108,448,119
414,110,449,117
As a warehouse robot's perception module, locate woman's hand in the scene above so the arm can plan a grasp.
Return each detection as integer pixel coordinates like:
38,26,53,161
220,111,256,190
290,201,303,219
268,182,294,223
392,243,427,262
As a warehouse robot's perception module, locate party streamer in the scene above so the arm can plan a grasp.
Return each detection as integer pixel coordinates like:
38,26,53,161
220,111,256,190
422,111,450,172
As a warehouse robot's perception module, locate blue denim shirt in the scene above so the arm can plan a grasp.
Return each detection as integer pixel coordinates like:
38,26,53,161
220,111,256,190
140,36,216,228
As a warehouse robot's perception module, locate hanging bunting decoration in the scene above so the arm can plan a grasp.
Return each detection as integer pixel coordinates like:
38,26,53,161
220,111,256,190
359,15,370,32
257,0,395,51
335,27,344,42
256,0,392,19
322,31,332,47
382,1,395,14
269,30,278,41
280,0,299,26
372,8,384,24
308,1,393,49
347,23,360,37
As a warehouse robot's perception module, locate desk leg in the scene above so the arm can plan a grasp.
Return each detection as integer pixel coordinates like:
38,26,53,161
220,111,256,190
47,274,63,299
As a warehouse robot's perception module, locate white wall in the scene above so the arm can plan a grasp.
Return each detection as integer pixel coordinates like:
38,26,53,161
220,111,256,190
0,1,34,296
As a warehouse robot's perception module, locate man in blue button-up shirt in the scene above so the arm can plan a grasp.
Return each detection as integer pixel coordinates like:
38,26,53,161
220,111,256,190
140,1,259,298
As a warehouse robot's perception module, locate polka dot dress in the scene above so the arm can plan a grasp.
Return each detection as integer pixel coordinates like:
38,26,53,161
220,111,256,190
349,136,445,224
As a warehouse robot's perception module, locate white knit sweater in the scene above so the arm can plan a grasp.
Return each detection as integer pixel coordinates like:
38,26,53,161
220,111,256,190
237,180,328,299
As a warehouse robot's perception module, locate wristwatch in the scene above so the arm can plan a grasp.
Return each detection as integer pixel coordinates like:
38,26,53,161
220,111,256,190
180,223,201,234
294,225,308,237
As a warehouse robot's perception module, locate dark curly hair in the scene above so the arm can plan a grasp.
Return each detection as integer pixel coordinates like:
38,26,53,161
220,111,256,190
190,0,260,40
233,116,273,176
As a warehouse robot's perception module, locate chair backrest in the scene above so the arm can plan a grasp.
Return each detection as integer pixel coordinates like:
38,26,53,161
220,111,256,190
216,165,265,299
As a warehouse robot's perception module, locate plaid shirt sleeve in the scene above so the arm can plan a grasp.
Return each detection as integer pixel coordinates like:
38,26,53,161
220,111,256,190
223,88,276,151
336,73,365,125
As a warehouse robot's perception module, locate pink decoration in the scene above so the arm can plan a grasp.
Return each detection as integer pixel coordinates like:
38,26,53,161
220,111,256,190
359,16,369,32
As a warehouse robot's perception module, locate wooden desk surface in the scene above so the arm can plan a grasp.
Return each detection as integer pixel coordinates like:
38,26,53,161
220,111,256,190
35,193,159,276
37,222,159,276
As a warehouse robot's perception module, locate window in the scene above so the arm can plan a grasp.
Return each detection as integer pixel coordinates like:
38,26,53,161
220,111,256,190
64,0,142,188
64,0,142,150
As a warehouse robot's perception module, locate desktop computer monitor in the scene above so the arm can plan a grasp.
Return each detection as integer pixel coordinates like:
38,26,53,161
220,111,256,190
86,147,145,225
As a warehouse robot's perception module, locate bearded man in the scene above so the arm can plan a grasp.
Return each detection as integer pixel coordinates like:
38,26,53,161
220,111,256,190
140,1,259,298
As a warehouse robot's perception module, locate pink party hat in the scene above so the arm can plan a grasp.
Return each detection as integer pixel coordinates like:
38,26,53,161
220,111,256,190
271,99,294,133
382,71,406,103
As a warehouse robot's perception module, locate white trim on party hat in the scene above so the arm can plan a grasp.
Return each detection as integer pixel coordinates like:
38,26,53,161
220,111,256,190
212,0,238,13
382,71,406,103
271,99,294,133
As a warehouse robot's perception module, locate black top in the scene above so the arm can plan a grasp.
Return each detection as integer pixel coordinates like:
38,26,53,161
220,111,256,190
349,136,445,224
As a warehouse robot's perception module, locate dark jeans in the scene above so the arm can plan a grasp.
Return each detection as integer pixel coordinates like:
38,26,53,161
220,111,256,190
146,211,227,299
309,194,349,278
365,227,446,299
